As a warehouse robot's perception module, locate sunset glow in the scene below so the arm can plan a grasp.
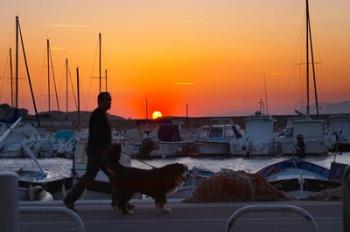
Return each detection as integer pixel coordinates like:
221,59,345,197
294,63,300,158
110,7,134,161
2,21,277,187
152,111,163,120
0,1,349,118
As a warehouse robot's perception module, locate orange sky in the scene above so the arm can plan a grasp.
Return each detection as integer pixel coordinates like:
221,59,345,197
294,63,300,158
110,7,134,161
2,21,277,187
0,0,349,118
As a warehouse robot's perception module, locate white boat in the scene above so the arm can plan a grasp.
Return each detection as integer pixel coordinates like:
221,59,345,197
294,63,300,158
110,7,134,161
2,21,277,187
278,118,330,156
157,124,194,158
134,123,196,159
329,115,350,151
194,124,244,157
232,116,277,156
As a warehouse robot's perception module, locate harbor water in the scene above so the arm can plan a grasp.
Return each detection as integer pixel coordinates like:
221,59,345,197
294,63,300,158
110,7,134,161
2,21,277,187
0,153,349,182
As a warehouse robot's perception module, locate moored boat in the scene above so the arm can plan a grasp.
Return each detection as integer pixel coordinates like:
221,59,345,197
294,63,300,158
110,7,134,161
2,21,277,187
257,157,341,199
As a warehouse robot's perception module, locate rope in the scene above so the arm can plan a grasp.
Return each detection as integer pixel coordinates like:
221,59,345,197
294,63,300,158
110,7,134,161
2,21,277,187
121,150,156,169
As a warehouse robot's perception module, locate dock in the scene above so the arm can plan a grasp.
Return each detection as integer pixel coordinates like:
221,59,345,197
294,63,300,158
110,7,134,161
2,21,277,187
19,199,342,232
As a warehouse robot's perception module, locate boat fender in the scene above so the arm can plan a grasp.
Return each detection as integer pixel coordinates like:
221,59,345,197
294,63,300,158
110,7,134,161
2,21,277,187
296,134,306,157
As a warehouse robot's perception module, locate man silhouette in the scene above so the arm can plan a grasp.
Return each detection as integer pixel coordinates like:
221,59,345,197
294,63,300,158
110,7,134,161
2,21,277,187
64,92,112,211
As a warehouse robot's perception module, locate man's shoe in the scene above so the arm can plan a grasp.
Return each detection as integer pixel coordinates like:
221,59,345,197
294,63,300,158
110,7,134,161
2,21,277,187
63,198,77,212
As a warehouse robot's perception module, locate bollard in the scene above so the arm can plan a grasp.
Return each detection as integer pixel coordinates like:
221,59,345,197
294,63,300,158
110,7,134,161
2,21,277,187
0,172,19,232
343,166,350,232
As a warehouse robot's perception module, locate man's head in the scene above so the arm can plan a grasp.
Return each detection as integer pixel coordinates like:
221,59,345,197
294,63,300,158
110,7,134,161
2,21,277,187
98,92,112,111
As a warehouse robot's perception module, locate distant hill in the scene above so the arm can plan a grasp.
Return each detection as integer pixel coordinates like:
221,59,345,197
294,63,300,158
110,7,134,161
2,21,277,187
221,100,350,116
38,110,126,121
313,101,350,114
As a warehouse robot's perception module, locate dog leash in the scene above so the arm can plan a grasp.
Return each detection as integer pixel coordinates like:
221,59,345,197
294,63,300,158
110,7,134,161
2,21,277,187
134,158,156,169
121,150,156,169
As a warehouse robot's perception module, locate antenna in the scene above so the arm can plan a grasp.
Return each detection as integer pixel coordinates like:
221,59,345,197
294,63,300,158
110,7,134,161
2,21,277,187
145,98,148,120
264,73,269,115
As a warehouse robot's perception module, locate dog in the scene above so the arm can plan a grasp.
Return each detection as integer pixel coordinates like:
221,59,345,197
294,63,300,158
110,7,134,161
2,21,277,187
106,143,189,214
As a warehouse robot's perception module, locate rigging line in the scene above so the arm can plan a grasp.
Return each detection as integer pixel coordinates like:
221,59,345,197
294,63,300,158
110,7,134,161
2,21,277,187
288,9,305,113
38,42,47,112
0,53,10,100
86,74,93,109
1,49,10,79
57,61,68,112
49,44,61,111
299,65,304,110
86,38,100,110
67,63,78,110
59,60,67,93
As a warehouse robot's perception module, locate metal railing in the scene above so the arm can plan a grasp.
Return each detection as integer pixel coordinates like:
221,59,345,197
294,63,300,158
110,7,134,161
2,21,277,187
0,172,19,232
0,172,84,232
20,206,85,232
225,204,319,232
343,166,350,232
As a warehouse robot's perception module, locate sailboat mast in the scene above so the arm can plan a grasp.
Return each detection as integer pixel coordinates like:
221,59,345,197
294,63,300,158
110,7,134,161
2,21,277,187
15,16,19,109
307,7,320,117
76,67,80,130
306,0,310,116
9,48,13,107
65,58,69,113
145,98,148,120
18,17,41,127
105,69,108,91
186,103,189,118
47,39,51,112
99,32,102,93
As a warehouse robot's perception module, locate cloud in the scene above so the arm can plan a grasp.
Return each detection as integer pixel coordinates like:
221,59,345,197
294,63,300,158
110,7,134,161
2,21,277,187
41,24,88,29
174,82,195,85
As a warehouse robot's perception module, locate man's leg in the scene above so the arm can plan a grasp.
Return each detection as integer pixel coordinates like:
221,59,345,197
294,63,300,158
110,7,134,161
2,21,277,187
64,155,100,210
102,166,118,207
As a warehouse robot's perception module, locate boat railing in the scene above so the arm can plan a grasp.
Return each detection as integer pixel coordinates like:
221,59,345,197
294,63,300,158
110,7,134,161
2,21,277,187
343,166,350,232
224,204,319,232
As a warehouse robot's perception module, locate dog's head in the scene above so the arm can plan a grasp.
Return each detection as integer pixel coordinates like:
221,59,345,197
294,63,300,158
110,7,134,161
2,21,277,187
164,163,190,196
107,143,122,168
166,163,189,185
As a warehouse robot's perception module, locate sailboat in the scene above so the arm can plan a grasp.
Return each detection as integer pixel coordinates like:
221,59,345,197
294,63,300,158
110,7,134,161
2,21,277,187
278,0,330,156
257,1,344,199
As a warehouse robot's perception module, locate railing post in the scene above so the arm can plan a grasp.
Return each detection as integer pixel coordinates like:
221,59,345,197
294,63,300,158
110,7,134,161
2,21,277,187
225,204,319,232
343,166,350,232
0,172,19,232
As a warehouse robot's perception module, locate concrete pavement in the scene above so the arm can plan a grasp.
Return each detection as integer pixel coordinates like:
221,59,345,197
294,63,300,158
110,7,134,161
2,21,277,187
19,200,342,232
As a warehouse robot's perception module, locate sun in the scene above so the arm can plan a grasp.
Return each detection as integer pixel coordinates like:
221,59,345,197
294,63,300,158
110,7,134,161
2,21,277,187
152,111,163,120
